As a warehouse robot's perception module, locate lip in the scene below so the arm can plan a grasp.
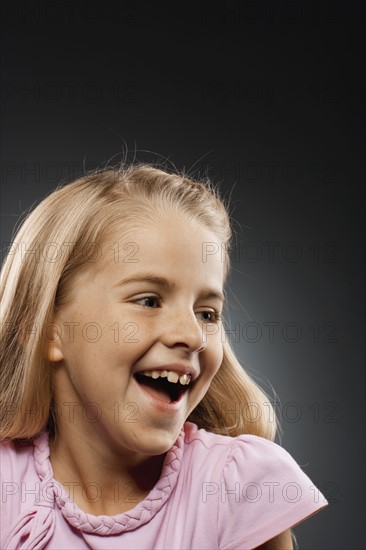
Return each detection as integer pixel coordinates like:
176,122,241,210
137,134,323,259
133,363,199,382
132,375,188,413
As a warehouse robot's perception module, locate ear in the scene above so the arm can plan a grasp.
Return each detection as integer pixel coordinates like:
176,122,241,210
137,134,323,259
46,322,64,363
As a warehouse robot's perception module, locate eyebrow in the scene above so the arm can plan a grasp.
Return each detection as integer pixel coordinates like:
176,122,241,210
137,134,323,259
113,272,225,303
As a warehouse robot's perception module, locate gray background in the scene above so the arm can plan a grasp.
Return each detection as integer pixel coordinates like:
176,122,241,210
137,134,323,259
1,1,365,548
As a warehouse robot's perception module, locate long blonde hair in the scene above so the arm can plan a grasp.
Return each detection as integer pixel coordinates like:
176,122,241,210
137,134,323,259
0,164,278,442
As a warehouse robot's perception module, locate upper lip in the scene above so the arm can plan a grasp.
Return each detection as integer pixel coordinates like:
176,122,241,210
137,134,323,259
134,364,199,382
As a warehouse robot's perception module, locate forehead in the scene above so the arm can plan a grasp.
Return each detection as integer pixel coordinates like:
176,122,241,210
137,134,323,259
87,214,226,290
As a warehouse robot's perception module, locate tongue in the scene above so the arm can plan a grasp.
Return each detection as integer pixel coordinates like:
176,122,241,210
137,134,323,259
136,375,173,403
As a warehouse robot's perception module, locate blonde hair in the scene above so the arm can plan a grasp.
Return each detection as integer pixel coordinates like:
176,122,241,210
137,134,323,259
0,164,278,442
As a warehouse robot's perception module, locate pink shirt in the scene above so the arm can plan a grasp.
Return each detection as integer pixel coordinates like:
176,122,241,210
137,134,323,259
1,421,328,549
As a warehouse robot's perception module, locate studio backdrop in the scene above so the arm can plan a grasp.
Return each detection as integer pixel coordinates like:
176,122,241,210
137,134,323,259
1,2,365,549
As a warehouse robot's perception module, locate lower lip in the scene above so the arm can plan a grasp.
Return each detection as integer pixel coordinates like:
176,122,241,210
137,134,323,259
133,376,188,414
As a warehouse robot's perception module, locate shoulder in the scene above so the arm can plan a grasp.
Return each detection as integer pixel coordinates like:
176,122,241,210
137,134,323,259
181,422,240,475
0,434,56,550
183,422,326,491
0,437,35,475
0,438,38,544
226,432,307,479
222,431,327,510
183,421,235,449
183,421,298,472
0,437,39,502
182,424,328,550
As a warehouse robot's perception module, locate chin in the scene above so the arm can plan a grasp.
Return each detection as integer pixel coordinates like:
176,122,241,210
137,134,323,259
134,427,182,456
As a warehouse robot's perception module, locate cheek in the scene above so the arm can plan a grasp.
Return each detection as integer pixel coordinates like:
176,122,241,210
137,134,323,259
207,334,224,374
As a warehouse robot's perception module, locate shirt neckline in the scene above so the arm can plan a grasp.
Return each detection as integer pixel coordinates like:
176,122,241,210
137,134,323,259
32,425,186,535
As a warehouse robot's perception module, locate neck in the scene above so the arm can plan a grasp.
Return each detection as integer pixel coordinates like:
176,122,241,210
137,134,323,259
48,420,167,516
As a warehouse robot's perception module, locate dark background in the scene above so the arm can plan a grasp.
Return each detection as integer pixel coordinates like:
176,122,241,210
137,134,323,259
1,1,365,548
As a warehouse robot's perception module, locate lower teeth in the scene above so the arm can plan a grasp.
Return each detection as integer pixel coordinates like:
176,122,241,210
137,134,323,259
135,374,181,403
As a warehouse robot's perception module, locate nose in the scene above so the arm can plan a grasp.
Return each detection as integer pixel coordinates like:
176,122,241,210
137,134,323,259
161,309,207,353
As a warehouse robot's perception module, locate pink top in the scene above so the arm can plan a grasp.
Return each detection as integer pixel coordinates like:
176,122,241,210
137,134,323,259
0,421,328,549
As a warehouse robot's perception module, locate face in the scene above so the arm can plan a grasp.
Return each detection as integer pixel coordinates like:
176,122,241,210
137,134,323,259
48,212,225,459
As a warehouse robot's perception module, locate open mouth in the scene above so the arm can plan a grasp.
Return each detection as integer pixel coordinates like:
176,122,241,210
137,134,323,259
134,373,191,404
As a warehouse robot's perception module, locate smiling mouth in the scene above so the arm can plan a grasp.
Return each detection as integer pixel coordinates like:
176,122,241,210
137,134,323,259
134,373,190,403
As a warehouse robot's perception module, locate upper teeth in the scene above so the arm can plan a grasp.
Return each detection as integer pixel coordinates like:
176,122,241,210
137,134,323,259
139,370,191,385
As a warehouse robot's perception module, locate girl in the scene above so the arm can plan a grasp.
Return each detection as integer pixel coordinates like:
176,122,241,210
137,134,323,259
0,164,328,549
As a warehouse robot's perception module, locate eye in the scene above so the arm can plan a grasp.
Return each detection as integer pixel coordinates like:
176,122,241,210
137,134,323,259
134,296,161,308
197,310,222,323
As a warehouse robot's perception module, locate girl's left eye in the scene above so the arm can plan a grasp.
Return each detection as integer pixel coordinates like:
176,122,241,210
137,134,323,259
135,296,160,308
197,310,222,323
